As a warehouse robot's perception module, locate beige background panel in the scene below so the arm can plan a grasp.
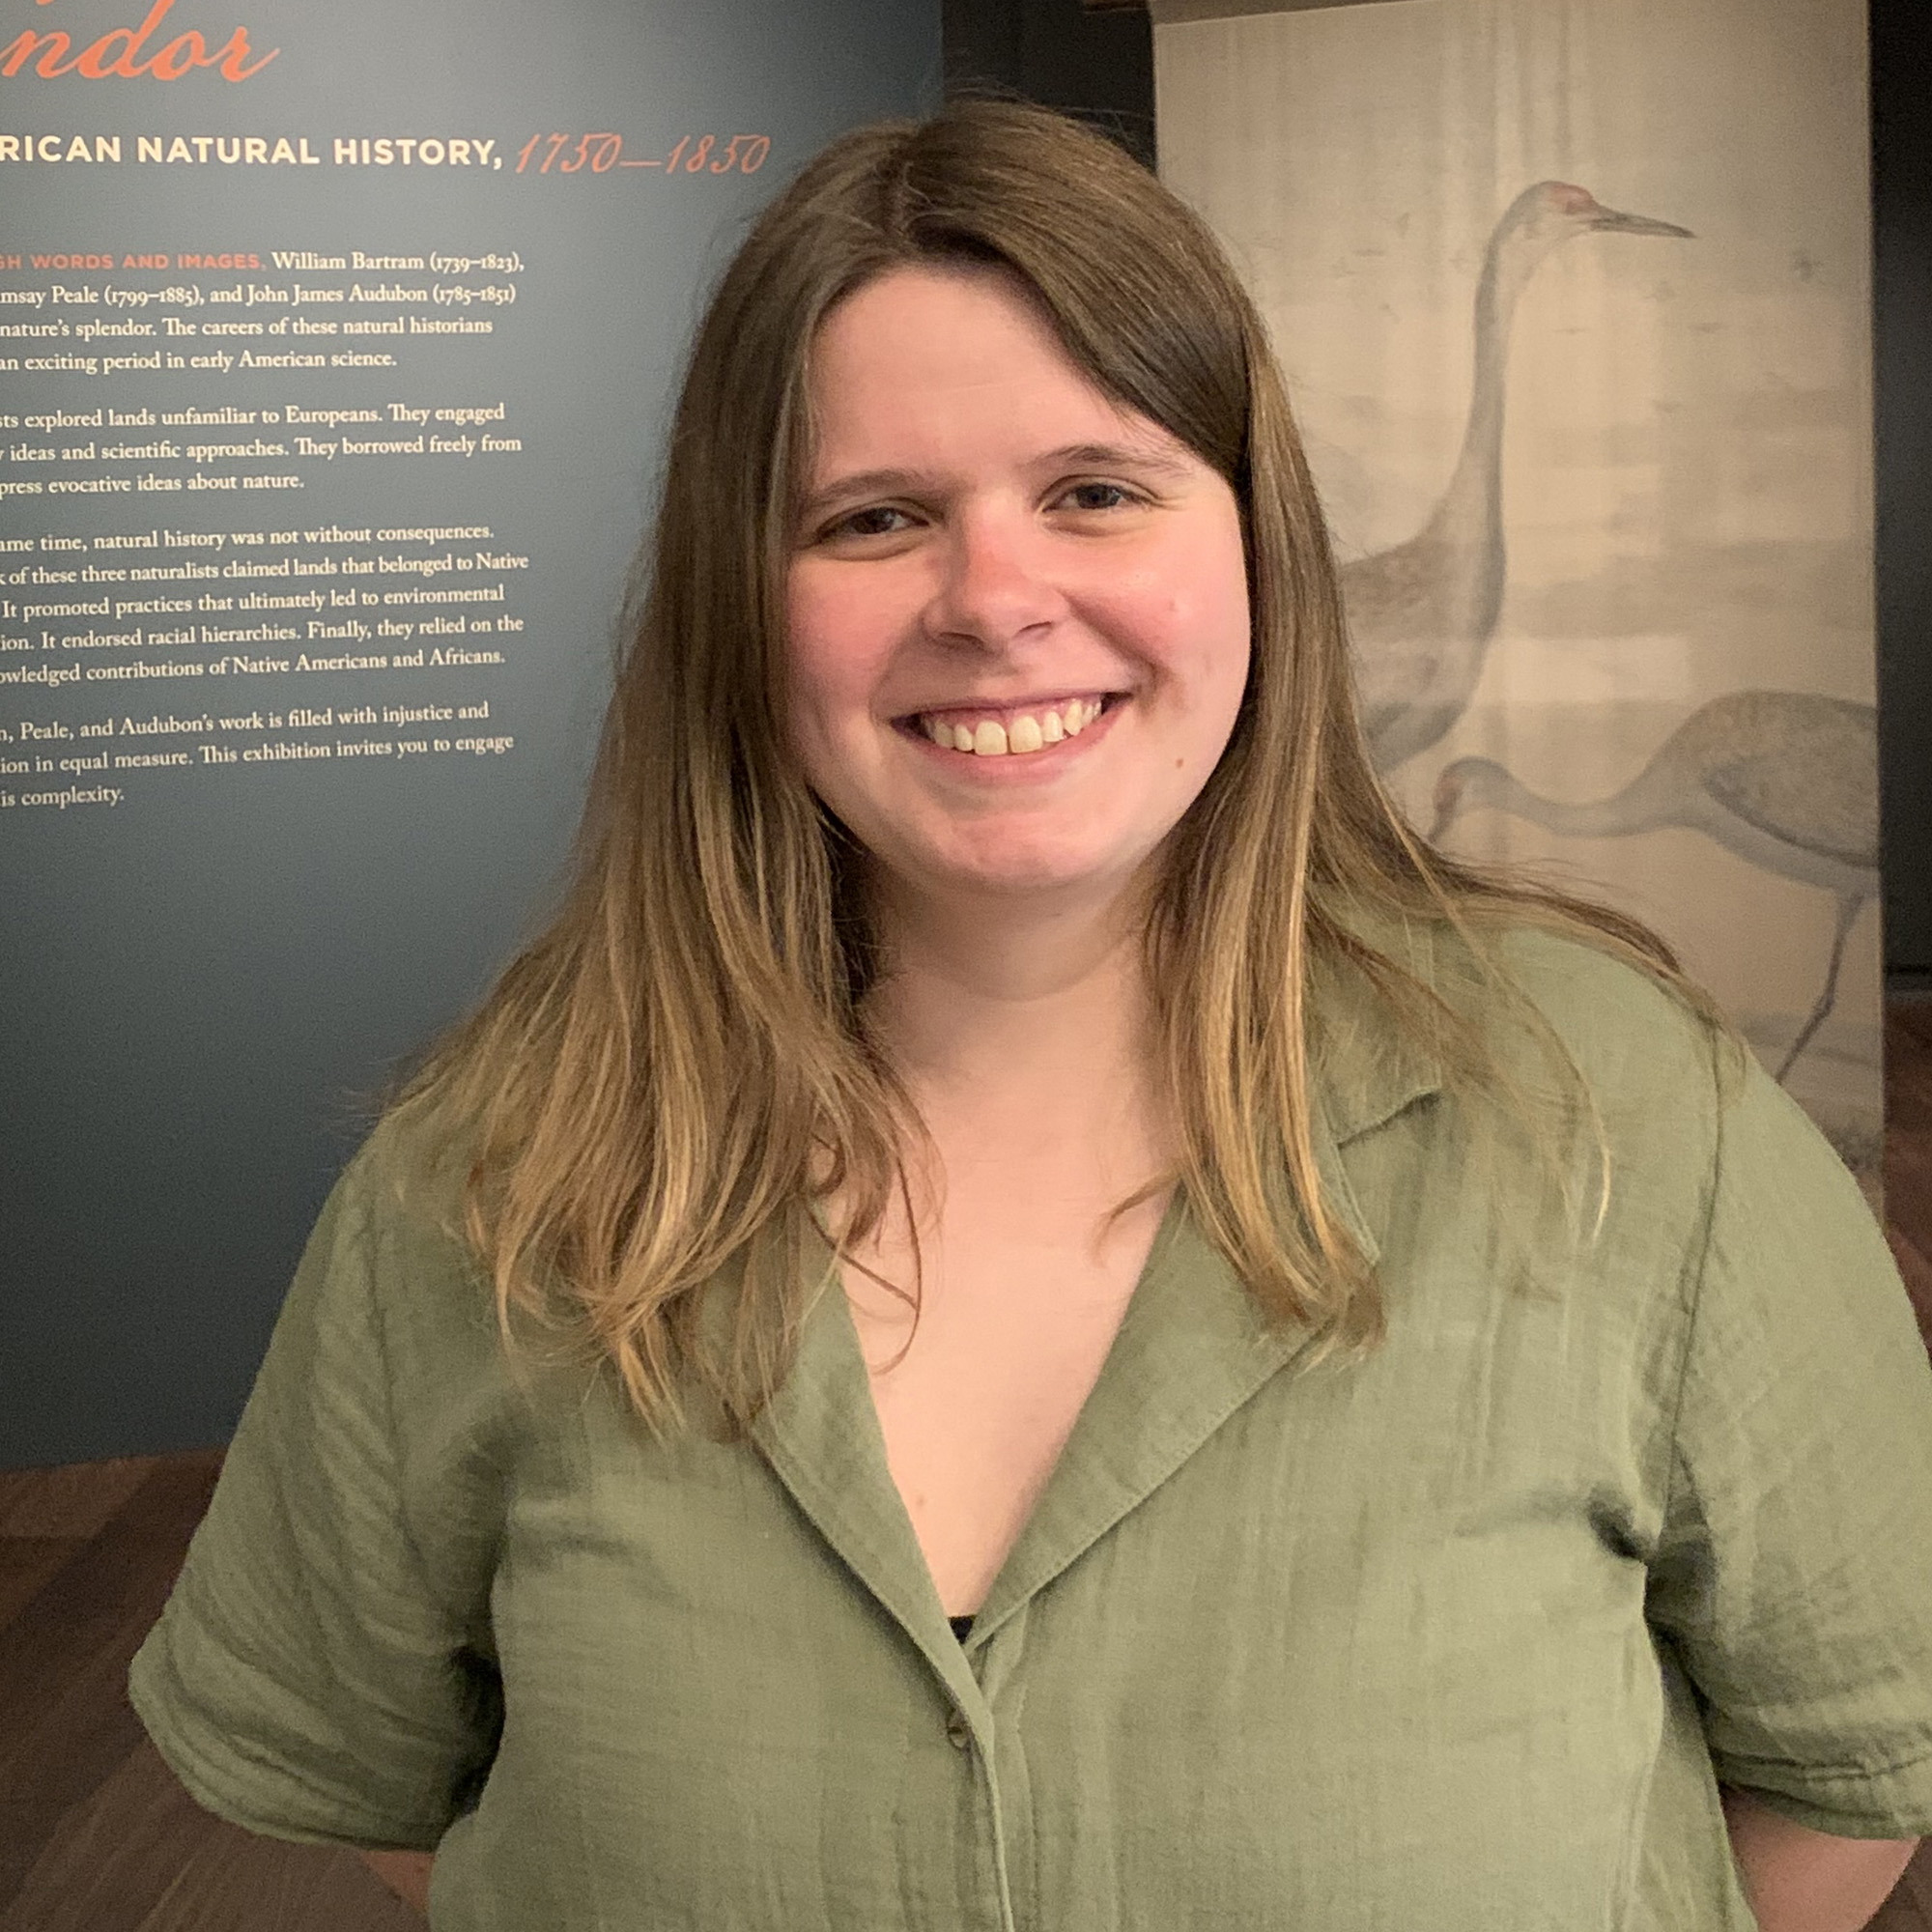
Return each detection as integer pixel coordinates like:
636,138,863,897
1157,0,1883,1184
1151,0,1422,22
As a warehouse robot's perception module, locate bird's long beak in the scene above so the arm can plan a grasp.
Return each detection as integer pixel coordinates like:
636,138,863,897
1590,207,1694,239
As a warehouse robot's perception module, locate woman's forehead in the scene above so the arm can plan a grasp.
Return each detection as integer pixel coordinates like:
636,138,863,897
810,264,1075,395
801,265,1186,482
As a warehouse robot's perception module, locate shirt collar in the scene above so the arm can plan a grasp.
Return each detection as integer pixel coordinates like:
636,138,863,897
1309,903,1447,1147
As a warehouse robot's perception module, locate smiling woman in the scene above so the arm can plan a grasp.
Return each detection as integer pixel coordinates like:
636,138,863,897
125,99,1932,1931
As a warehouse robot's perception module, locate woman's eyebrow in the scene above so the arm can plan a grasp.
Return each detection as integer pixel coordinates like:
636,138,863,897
801,441,1196,516
799,467,934,516
1038,440,1197,481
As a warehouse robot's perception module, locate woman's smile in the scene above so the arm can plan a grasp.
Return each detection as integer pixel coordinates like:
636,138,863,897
901,691,1116,760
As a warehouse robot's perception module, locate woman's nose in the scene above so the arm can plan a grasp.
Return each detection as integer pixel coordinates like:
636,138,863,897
922,509,1065,652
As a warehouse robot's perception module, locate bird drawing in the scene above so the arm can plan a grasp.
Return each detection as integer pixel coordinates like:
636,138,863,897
1343,182,1691,774
1428,690,1880,1083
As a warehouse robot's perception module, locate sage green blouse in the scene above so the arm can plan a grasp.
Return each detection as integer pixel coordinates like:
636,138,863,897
129,932,1932,1930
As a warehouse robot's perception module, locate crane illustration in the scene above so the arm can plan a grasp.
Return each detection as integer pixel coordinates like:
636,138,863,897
1428,690,1880,1082
1343,182,1691,773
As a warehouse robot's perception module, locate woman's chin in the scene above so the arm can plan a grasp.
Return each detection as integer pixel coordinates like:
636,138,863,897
891,841,1148,907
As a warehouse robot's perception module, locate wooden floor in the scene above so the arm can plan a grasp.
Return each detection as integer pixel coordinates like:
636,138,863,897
4,1001,1932,1930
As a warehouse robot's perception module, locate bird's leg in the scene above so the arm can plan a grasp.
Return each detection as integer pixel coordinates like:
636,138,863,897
1774,893,1866,1084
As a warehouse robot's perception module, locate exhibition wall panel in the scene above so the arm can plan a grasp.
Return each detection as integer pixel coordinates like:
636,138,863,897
0,0,941,1465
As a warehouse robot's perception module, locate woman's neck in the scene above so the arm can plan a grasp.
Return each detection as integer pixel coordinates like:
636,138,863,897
855,874,1174,1216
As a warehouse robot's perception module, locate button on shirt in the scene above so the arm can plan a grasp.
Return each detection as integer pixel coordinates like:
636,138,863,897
128,932,1932,1929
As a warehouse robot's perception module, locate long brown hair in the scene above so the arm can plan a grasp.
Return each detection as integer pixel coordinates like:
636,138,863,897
393,99,1720,1440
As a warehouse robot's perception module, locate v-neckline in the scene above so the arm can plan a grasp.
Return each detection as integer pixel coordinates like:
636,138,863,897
748,1179,1331,1660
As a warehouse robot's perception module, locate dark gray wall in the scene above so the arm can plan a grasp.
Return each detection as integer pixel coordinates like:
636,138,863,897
943,0,1153,168
1873,0,1932,982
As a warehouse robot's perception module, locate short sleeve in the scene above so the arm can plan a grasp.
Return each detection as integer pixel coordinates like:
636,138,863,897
1645,1052,1932,1838
128,1132,507,1851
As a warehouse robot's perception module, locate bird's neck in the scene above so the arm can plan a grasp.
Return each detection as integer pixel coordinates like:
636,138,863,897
1470,759,1650,841
1422,243,1520,554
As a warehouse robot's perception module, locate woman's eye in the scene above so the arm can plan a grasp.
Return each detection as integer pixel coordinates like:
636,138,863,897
1057,481,1138,513
826,505,913,540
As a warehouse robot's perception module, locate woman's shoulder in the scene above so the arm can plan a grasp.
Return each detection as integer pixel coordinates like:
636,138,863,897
1425,917,1877,1233
334,1097,479,1248
1329,906,1722,1109
1313,906,1736,1183
288,1102,512,1386
1431,916,1729,1112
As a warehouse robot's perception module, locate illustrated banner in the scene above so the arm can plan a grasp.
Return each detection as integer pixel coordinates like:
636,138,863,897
1154,0,1883,1197
0,0,940,1465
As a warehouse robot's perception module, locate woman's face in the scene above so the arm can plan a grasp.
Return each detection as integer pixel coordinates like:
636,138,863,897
784,263,1251,911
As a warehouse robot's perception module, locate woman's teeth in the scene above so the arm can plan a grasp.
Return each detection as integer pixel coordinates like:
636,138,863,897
917,696,1103,756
